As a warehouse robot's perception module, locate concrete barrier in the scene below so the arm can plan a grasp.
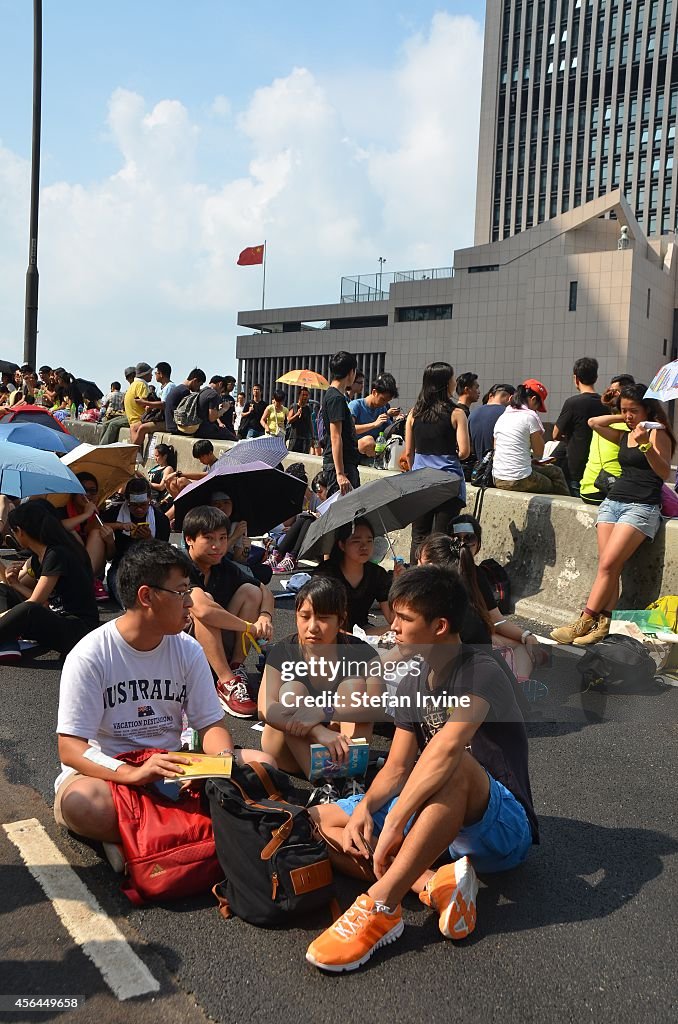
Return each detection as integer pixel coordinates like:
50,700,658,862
64,421,678,624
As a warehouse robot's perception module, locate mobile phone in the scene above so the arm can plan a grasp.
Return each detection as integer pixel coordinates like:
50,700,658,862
152,779,183,801
639,421,665,430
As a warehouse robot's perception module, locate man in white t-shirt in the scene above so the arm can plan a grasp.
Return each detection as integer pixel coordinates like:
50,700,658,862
54,539,273,853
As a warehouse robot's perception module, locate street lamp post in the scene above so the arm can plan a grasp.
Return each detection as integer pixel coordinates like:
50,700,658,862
378,256,386,298
24,0,42,368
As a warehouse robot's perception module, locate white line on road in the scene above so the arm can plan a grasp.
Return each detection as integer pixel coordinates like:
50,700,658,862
3,818,160,1001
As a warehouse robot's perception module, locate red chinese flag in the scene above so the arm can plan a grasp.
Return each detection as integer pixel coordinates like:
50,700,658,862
237,244,265,266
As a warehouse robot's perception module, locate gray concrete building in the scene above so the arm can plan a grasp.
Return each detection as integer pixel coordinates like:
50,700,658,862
476,0,678,245
237,191,677,416
236,1,678,419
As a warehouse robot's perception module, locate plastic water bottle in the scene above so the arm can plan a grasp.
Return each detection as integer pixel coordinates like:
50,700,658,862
77,404,84,419
180,710,199,751
375,431,386,456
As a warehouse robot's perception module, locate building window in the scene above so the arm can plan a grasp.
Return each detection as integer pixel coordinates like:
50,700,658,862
647,288,652,318
397,305,453,322
467,265,500,273
569,281,578,311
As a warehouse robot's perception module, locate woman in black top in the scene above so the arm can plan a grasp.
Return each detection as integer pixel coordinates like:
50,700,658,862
404,362,470,561
0,501,98,659
552,384,675,646
314,518,393,632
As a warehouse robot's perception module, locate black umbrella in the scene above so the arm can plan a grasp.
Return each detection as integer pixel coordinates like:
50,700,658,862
75,378,103,401
0,359,20,374
298,468,462,560
173,459,306,534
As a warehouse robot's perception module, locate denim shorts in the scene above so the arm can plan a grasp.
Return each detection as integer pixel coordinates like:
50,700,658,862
336,773,533,874
596,498,661,539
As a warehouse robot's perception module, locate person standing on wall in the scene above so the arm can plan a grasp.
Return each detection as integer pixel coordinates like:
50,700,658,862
287,386,314,453
552,357,606,497
321,352,361,496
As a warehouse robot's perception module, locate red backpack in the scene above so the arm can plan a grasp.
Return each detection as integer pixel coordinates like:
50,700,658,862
108,749,222,905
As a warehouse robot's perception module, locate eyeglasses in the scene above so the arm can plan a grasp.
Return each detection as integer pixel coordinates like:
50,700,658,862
150,585,194,601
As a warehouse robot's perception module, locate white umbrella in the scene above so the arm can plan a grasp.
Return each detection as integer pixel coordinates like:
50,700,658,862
219,435,288,469
48,442,138,507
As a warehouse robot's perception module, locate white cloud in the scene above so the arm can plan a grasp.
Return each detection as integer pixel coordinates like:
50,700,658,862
0,12,483,385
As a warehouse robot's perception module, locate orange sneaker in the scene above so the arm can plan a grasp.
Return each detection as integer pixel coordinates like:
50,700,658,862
419,856,479,939
306,894,403,972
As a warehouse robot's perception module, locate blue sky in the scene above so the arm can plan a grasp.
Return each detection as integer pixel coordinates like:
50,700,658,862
0,1,484,385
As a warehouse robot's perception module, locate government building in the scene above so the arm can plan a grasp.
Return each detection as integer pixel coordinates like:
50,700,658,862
237,1,678,416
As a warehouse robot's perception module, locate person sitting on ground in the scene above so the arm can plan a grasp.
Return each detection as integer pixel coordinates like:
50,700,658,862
57,472,113,601
266,471,331,574
579,375,634,505
183,506,274,719
305,565,539,973
259,576,381,799
551,384,675,647
0,500,99,662
552,357,606,497
404,361,470,561
53,540,273,867
200,490,271,585
492,380,569,495
101,477,171,605
419,524,545,691
314,519,393,634
99,367,136,443
349,373,401,459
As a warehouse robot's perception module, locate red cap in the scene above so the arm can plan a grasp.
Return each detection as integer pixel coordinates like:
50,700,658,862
522,378,548,412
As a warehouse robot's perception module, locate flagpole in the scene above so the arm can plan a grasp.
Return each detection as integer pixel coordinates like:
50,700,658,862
261,240,267,309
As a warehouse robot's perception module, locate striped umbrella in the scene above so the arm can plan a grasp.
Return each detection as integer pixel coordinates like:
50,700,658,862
219,434,288,469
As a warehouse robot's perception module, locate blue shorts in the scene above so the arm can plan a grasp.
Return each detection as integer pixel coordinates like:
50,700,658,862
336,773,533,874
596,498,661,540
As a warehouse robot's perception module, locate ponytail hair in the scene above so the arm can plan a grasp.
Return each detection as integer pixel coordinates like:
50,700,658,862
510,384,539,410
620,384,676,455
155,443,178,470
416,532,493,636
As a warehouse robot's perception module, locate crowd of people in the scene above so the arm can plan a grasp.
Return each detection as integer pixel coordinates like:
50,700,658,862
0,345,675,974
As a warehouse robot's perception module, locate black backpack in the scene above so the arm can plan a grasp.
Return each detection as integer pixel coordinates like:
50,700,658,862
206,761,336,926
576,635,659,693
479,558,512,615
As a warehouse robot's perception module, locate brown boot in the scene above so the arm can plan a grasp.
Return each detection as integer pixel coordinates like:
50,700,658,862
550,614,596,644
572,614,611,646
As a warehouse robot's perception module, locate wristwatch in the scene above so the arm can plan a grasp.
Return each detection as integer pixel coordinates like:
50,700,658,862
638,442,652,453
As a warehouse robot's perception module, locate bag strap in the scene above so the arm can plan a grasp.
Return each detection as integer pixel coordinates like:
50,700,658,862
212,883,232,919
248,760,283,800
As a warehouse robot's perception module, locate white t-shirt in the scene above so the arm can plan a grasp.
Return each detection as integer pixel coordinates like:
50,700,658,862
55,619,223,791
492,406,544,481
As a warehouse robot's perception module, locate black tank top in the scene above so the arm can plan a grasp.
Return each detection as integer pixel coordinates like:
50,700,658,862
413,405,458,455
609,433,663,505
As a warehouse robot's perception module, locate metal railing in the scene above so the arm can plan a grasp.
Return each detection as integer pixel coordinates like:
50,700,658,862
340,266,454,302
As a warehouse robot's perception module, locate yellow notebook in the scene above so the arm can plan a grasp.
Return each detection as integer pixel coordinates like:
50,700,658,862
163,752,233,782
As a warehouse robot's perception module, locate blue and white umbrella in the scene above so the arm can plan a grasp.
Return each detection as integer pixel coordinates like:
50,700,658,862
0,421,81,454
0,441,86,498
219,434,288,469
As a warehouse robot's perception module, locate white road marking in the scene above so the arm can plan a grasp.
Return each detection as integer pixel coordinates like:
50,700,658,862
3,818,160,1001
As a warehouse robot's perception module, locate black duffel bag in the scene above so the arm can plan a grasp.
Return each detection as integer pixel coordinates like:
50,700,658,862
206,761,336,926
576,635,659,693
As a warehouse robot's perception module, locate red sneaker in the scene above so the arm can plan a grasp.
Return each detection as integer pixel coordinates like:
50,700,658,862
216,668,257,718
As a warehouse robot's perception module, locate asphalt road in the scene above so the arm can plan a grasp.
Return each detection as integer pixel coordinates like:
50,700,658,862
1,594,677,1024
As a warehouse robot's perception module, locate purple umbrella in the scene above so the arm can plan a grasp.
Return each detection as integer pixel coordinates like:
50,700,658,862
173,460,306,534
